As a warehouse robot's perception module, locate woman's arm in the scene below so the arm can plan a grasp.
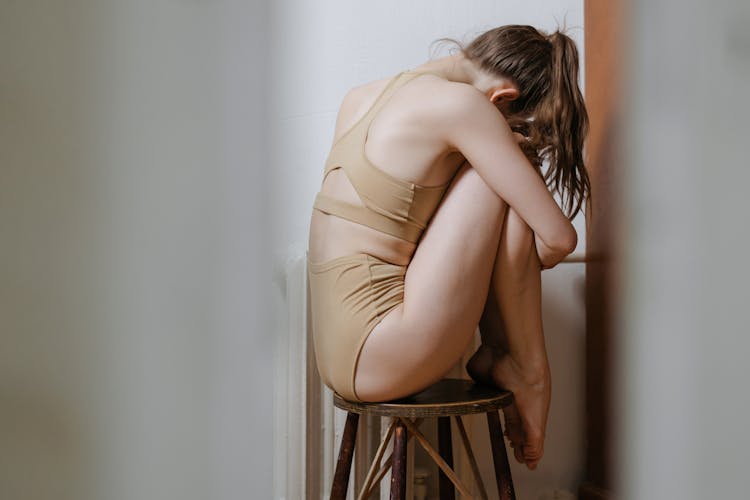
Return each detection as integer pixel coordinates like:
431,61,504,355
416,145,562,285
510,131,577,269
535,231,576,269
439,85,577,255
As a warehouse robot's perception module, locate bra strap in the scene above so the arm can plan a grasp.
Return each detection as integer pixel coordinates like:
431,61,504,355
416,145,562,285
404,69,444,78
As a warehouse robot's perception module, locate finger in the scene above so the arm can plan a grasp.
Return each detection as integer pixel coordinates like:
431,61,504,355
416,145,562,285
512,132,527,144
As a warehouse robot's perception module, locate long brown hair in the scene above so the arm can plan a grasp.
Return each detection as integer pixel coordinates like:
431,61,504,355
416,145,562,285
433,25,591,219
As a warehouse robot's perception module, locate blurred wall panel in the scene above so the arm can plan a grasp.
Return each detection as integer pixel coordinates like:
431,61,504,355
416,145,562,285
619,1,750,499
582,0,627,497
0,2,272,500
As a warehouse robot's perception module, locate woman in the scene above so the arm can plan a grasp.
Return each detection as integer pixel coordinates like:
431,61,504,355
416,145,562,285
307,24,590,470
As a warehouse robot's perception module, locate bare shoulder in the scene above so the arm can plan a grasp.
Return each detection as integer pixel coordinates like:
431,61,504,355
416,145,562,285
331,75,397,143
422,79,517,151
332,72,507,149
436,81,509,126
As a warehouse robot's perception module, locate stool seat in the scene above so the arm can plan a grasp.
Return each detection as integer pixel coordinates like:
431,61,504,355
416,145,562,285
334,378,514,417
328,378,517,500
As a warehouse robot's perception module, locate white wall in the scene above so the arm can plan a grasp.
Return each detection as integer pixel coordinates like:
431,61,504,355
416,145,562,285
618,1,750,498
268,1,587,498
268,0,587,257
1,2,273,499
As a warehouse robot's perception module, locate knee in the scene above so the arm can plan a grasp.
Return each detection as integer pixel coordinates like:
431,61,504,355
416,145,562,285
452,162,506,206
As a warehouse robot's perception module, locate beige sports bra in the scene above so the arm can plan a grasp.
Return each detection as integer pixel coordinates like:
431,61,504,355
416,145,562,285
312,69,453,244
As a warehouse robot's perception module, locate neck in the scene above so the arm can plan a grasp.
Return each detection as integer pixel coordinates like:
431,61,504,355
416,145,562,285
412,54,501,95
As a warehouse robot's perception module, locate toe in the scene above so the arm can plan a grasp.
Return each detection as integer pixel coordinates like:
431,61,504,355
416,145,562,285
523,442,544,468
501,405,525,442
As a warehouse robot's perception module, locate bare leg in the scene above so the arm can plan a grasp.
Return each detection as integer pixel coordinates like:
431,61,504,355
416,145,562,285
354,163,548,471
466,207,551,470
355,163,509,401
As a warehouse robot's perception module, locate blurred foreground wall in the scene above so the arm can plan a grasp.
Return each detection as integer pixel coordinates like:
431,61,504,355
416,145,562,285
0,2,273,499
618,1,750,498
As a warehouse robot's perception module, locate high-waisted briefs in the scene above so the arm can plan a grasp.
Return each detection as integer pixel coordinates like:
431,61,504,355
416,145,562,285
307,252,407,402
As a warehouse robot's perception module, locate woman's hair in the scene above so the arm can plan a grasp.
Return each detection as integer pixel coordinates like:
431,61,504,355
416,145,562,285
433,24,591,220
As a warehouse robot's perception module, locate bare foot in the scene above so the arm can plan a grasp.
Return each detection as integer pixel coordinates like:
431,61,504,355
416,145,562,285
466,346,551,470
467,346,528,465
492,353,551,470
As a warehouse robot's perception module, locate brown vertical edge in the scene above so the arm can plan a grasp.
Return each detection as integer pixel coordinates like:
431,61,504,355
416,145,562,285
437,417,455,500
582,0,625,498
390,419,408,500
486,411,516,500
330,412,359,500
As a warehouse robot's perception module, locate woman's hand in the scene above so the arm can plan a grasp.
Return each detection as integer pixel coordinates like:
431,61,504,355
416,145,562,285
512,131,527,144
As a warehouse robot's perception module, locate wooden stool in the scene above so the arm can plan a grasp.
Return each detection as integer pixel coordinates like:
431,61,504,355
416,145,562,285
330,378,517,500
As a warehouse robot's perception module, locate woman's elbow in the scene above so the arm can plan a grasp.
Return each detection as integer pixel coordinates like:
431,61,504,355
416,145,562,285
553,225,578,256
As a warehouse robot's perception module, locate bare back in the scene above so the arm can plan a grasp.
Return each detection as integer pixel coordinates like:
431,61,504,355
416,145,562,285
307,71,467,267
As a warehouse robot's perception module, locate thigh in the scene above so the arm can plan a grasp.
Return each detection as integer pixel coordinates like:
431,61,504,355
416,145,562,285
355,163,509,401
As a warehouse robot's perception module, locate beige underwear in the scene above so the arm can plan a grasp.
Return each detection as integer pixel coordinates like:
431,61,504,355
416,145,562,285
308,253,406,402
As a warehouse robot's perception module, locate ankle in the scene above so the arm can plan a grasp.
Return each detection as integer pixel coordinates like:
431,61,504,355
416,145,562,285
504,354,550,387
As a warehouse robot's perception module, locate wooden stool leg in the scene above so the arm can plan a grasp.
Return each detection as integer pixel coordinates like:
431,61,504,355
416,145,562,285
331,412,359,500
390,418,407,500
486,410,516,500
437,417,455,500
